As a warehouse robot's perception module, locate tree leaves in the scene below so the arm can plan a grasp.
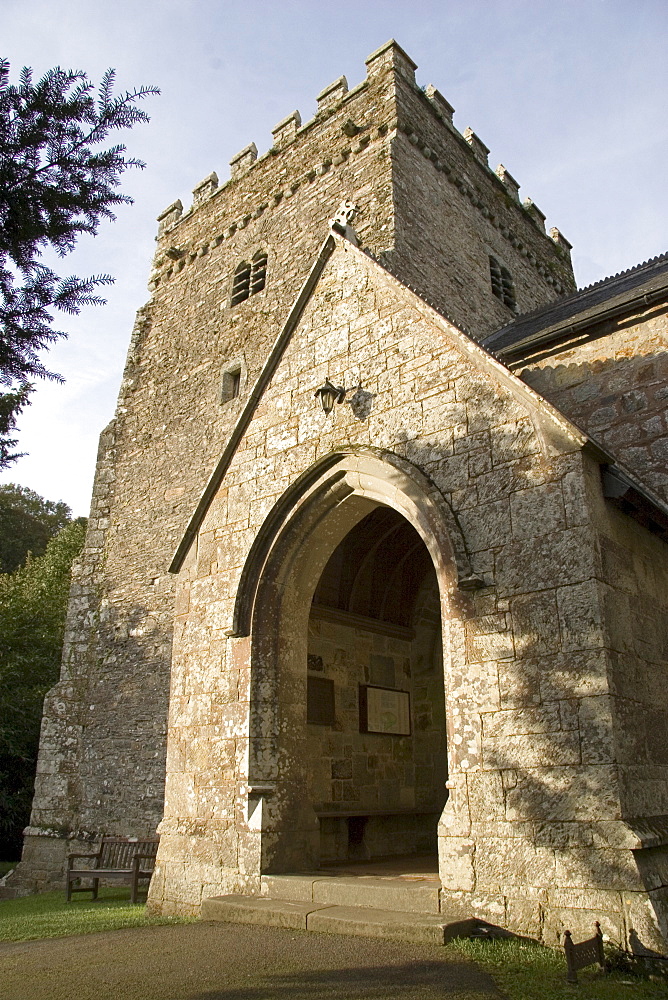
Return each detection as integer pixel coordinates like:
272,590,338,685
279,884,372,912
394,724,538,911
0,385,30,468
0,481,72,573
0,61,159,466
0,518,86,853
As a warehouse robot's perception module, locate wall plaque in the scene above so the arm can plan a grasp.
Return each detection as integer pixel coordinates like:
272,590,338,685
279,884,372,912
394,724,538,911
359,685,411,736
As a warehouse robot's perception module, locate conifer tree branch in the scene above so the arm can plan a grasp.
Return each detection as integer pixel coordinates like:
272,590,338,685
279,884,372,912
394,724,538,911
0,60,159,466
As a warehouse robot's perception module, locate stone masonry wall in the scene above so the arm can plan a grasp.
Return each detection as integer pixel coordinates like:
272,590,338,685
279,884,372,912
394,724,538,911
24,40,577,886
307,596,447,860
518,308,668,503
147,240,668,952
388,55,575,333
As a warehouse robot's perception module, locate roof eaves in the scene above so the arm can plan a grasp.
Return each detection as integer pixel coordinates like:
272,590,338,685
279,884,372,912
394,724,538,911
484,254,668,360
496,282,668,362
602,464,668,544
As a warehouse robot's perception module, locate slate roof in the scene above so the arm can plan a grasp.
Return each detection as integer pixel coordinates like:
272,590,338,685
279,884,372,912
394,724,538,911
483,252,668,362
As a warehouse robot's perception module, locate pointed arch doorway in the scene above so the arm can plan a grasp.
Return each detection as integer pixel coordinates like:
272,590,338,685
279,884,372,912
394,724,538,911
238,452,461,878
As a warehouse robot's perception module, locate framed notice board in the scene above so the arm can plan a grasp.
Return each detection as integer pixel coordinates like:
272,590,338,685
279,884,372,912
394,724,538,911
359,685,411,736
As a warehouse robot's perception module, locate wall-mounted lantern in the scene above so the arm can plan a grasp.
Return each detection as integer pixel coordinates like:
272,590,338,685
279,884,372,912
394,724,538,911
315,379,346,416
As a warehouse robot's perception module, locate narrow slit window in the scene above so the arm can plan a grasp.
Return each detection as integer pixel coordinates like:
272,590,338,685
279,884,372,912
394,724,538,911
489,256,516,311
221,367,242,403
251,251,267,295
231,261,251,305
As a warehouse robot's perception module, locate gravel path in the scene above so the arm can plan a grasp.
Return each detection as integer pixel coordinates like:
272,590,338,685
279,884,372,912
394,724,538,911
0,920,501,1000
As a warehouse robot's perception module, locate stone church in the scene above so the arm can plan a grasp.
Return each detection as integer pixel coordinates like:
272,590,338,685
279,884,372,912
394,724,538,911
17,41,668,952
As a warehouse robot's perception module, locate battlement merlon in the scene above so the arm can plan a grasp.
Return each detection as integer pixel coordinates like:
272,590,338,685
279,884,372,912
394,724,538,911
549,227,573,255
463,127,490,167
317,76,348,113
230,143,258,180
495,164,521,202
523,198,546,233
156,200,183,237
365,38,417,83
272,111,302,148
193,172,218,205
424,85,454,124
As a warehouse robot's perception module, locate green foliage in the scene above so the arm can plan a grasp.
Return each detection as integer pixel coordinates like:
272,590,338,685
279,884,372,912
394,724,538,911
0,519,85,856
0,888,191,942
0,383,30,467
0,482,73,573
454,937,667,999
0,58,159,465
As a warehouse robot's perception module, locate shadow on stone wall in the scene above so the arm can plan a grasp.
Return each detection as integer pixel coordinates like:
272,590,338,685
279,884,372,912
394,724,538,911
397,417,668,953
522,348,668,506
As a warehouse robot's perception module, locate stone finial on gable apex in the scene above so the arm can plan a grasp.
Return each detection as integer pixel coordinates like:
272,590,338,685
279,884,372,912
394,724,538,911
192,172,219,205
463,128,490,166
495,164,520,202
317,76,349,113
365,39,417,84
156,199,183,236
523,197,546,232
230,143,258,179
330,200,358,245
424,85,454,124
271,110,302,148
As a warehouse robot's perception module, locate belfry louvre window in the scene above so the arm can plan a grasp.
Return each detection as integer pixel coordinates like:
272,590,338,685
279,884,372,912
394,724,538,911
489,256,516,311
230,251,268,306
251,251,267,294
231,261,251,305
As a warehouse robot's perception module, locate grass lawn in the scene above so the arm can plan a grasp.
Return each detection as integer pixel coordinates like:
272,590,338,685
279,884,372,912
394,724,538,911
1,889,667,998
0,887,192,942
455,936,668,999
0,861,17,878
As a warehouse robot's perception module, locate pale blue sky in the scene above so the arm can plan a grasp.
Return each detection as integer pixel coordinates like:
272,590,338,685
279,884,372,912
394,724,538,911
2,0,667,514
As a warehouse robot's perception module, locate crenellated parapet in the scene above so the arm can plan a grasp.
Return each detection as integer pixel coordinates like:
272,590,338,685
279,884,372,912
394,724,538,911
155,41,570,261
151,40,573,315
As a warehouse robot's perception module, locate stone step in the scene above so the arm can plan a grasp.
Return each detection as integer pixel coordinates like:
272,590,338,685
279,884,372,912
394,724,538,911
201,894,483,946
261,873,442,913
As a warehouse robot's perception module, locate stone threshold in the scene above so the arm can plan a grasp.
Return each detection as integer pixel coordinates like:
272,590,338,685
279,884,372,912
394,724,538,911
201,894,485,946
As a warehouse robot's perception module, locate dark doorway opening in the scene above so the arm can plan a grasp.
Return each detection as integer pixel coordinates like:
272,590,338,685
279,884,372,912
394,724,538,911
306,506,448,863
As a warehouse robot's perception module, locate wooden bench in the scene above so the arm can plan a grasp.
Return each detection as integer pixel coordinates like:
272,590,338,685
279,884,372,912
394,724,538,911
66,836,159,903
